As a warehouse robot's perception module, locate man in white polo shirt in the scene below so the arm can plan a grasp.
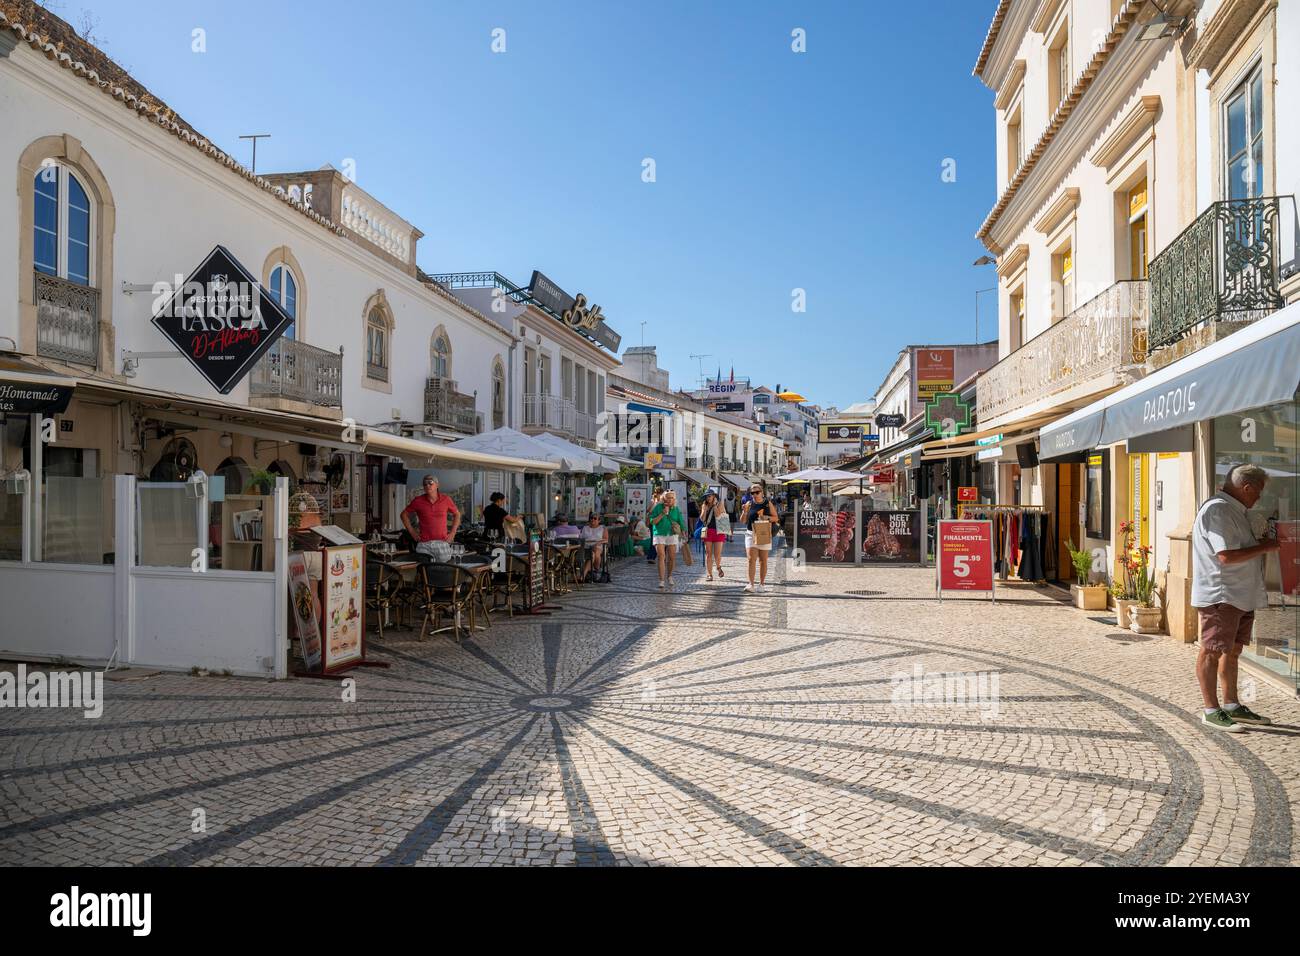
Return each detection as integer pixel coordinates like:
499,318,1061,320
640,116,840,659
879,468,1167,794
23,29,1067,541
1191,463,1280,732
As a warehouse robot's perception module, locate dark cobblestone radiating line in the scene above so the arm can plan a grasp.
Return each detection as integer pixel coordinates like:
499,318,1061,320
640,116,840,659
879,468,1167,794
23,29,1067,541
0,705,454,739
605,648,921,694
456,639,538,694
591,635,848,689
378,716,539,866
569,715,841,866
559,624,655,693
576,629,752,694
0,707,516,839
143,713,529,867
549,715,616,866
369,642,524,695
585,711,1129,865
542,624,563,694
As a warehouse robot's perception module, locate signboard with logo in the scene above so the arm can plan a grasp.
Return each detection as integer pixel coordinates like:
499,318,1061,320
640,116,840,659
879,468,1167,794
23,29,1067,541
150,245,294,395
915,348,955,401
936,519,995,599
862,510,921,563
644,452,664,471
924,392,972,439
870,468,896,485
876,414,906,429
713,402,746,413
0,380,74,415
528,270,621,352
818,423,870,443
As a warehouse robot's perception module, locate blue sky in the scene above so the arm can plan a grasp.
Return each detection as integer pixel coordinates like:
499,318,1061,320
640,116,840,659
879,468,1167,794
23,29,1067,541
69,0,997,409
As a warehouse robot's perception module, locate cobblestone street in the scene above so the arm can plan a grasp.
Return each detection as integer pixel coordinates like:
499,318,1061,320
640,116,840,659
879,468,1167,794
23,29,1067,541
2,544,1297,867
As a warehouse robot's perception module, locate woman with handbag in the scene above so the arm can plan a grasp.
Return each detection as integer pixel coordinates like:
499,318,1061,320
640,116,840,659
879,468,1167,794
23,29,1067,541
699,491,728,582
739,484,778,593
646,489,685,591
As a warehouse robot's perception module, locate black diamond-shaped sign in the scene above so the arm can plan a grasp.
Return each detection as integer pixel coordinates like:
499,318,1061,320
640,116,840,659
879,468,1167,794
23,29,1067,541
150,245,294,395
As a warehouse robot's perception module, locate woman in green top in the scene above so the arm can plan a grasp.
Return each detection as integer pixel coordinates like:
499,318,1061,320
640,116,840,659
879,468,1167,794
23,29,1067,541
647,489,685,590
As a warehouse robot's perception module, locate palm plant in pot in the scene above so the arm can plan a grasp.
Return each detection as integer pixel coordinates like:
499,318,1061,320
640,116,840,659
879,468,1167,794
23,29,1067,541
1112,520,1139,627
1128,544,1163,634
1067,540,1108,610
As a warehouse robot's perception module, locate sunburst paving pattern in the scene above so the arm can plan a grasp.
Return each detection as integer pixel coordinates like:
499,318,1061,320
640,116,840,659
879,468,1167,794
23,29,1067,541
0,546,1295,867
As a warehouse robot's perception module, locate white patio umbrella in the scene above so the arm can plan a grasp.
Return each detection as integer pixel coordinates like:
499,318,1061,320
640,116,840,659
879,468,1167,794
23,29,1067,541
445,427,581,471
776,467,867,482
534,432,605,473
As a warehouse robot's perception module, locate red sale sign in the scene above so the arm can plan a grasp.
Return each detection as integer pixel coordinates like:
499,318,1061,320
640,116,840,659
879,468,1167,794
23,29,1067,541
937,519,995,599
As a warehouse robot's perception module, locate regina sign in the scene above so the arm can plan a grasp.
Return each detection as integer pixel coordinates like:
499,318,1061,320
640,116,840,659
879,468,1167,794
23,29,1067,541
150,245,294,395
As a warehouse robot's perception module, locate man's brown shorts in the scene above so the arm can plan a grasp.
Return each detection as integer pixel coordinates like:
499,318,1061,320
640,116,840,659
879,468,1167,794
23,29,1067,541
1198,603,1255,654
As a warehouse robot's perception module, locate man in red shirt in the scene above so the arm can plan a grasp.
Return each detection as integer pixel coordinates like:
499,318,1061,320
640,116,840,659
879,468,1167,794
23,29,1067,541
401,474,461,561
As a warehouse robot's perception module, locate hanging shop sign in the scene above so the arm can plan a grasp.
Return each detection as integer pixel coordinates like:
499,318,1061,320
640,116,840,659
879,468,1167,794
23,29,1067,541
924,392,971,439
870,468,896,484
712,402,746,413
957,486,979,502
915,348,955,400
644,452,664,471
818,423,871,443
876,414,906,429
862,510,921,563
151,245,294,395
528,270,622,352
0,380,74,415
936,519,995,600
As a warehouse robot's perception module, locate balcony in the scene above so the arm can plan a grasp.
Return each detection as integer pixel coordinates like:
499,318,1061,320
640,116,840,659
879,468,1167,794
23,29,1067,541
424,378,478,435
977,280,1149,424
250,339,343,410
1149,196,1297,355
702,454,716,468
35,272,101,366
523,393,573,436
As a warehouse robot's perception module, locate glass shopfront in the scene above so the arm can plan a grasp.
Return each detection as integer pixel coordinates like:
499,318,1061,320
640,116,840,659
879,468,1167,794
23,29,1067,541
1212,399,1299,687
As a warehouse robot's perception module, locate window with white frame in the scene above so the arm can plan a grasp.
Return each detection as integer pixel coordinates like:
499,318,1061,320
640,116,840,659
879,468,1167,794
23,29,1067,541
268,264,298,340
492,358,505,429
366,308,389,381
1224,63,1265,201
431,331,450,379
34,162,93,286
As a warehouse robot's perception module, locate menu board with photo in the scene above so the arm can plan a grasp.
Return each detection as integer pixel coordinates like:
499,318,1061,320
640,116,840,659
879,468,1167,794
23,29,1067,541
861,510,921,564
625,484,649,520
321,544,365,671
287,553,322,672
527,535,547,608
574,487,596,522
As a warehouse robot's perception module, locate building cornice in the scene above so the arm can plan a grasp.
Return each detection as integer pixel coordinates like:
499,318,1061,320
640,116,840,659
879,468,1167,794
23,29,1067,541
1187,0,1274,75
976,0,1149,249
1033,187,1080,235
998,243,1030,279
973,0,1013,79
994,59,1026,111
1091,94,1161,171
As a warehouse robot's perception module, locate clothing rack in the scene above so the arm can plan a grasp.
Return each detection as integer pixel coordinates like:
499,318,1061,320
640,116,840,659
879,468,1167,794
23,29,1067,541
955,504,1053,582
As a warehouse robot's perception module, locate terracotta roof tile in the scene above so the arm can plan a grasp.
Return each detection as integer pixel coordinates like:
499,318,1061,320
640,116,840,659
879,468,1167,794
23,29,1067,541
973,0,1012,79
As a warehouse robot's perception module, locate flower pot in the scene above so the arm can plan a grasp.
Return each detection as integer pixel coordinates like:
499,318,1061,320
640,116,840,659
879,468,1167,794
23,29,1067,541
1130,606,1164,634
1071,584,1108,610
1115,599,1137,629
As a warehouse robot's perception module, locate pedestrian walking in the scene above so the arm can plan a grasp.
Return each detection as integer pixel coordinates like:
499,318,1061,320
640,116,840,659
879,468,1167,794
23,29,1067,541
740,484,778,592
699,490,728,582
1191,463,1280,732
647,489,685,590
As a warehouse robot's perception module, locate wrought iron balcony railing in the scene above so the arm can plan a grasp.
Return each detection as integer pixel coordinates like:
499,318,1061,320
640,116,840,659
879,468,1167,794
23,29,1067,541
423,377,478,434
977,280,1149,423
35,272,100,366
1149,196,1297,352
523,393,574,434
250,339,343,407
702,454,716,468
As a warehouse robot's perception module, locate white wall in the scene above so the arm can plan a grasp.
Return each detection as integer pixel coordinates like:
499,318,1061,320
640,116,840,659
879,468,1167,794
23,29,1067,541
0,563,116,663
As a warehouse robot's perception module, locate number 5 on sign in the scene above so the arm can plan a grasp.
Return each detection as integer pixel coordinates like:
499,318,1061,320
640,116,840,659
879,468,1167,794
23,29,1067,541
936,519,995,602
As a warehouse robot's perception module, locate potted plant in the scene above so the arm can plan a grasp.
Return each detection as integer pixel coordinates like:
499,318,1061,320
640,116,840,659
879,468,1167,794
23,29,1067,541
1129,544,1164,634
1067,540,1108,610
245,468,276,496
1112,521,1139,627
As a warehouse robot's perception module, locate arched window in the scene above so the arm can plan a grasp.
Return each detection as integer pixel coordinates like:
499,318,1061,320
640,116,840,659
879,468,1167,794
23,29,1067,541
430,327,451,380
366,308,389,382
34,162,93,285
268,264,298,340
491,357,506,430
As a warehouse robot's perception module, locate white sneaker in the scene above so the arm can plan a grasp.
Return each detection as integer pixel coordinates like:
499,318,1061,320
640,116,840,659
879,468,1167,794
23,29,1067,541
743,583,754,593
657,581,665,591
668,577,675,588
755,584,765,593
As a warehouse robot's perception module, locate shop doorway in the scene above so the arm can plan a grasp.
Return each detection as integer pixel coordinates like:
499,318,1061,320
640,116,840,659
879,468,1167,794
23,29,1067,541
1056,463,1083,583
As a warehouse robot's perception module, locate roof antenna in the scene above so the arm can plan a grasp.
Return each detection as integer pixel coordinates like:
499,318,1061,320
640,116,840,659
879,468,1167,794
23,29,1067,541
239,133,271,175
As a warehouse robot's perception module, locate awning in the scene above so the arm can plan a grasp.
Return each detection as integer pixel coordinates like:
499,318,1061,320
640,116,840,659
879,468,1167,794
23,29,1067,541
1041,300,1300,451
362,429,559,472
720,472,750,488
678,469,713,486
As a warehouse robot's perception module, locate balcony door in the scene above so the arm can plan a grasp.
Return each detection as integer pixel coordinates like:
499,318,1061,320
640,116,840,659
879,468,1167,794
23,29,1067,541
1224,64,1264,201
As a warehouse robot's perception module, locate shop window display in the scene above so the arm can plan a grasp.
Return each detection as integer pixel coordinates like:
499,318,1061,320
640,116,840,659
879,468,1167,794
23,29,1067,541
1214,401,1299,685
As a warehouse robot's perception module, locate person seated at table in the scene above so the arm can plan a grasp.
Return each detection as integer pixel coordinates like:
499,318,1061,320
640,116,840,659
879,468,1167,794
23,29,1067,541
400,474,460,562
551,514,580,539
630,515,655,560
580,513,608,581
483,492,509,540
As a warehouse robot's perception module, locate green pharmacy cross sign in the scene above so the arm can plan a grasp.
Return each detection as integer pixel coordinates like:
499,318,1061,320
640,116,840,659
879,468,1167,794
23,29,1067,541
924,392,971,439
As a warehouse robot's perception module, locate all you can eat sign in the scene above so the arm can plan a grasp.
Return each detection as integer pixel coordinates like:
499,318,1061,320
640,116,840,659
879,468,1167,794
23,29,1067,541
151,245,294,394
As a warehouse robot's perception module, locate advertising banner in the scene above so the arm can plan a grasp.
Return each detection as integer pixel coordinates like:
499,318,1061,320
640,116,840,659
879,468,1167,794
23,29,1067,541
321,544,365,671
936,519,995,599
818,423,870,443
574,487,595,522
798,508,857,563
1277,520,1300,597
287,552,322,671
915,348,955,401
625,484,649,520
861,510,921,563
957,486,978,502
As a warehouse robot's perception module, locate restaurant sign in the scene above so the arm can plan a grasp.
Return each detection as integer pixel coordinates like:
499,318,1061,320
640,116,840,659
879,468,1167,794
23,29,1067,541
151,245,294,394
528,270,622,352
0,380,74,415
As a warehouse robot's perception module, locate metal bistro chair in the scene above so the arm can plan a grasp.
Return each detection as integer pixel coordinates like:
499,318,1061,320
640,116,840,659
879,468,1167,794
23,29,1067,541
492,550,528,616
414,562,475,643
365,561,405,639
457,554,495,631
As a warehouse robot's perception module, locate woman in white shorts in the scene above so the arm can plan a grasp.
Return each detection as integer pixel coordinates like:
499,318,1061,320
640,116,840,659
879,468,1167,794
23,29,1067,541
739,484,779,592
646,490,684,590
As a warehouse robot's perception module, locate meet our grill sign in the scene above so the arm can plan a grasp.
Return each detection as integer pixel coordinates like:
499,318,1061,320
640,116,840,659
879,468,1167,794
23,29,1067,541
150,245,294,394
